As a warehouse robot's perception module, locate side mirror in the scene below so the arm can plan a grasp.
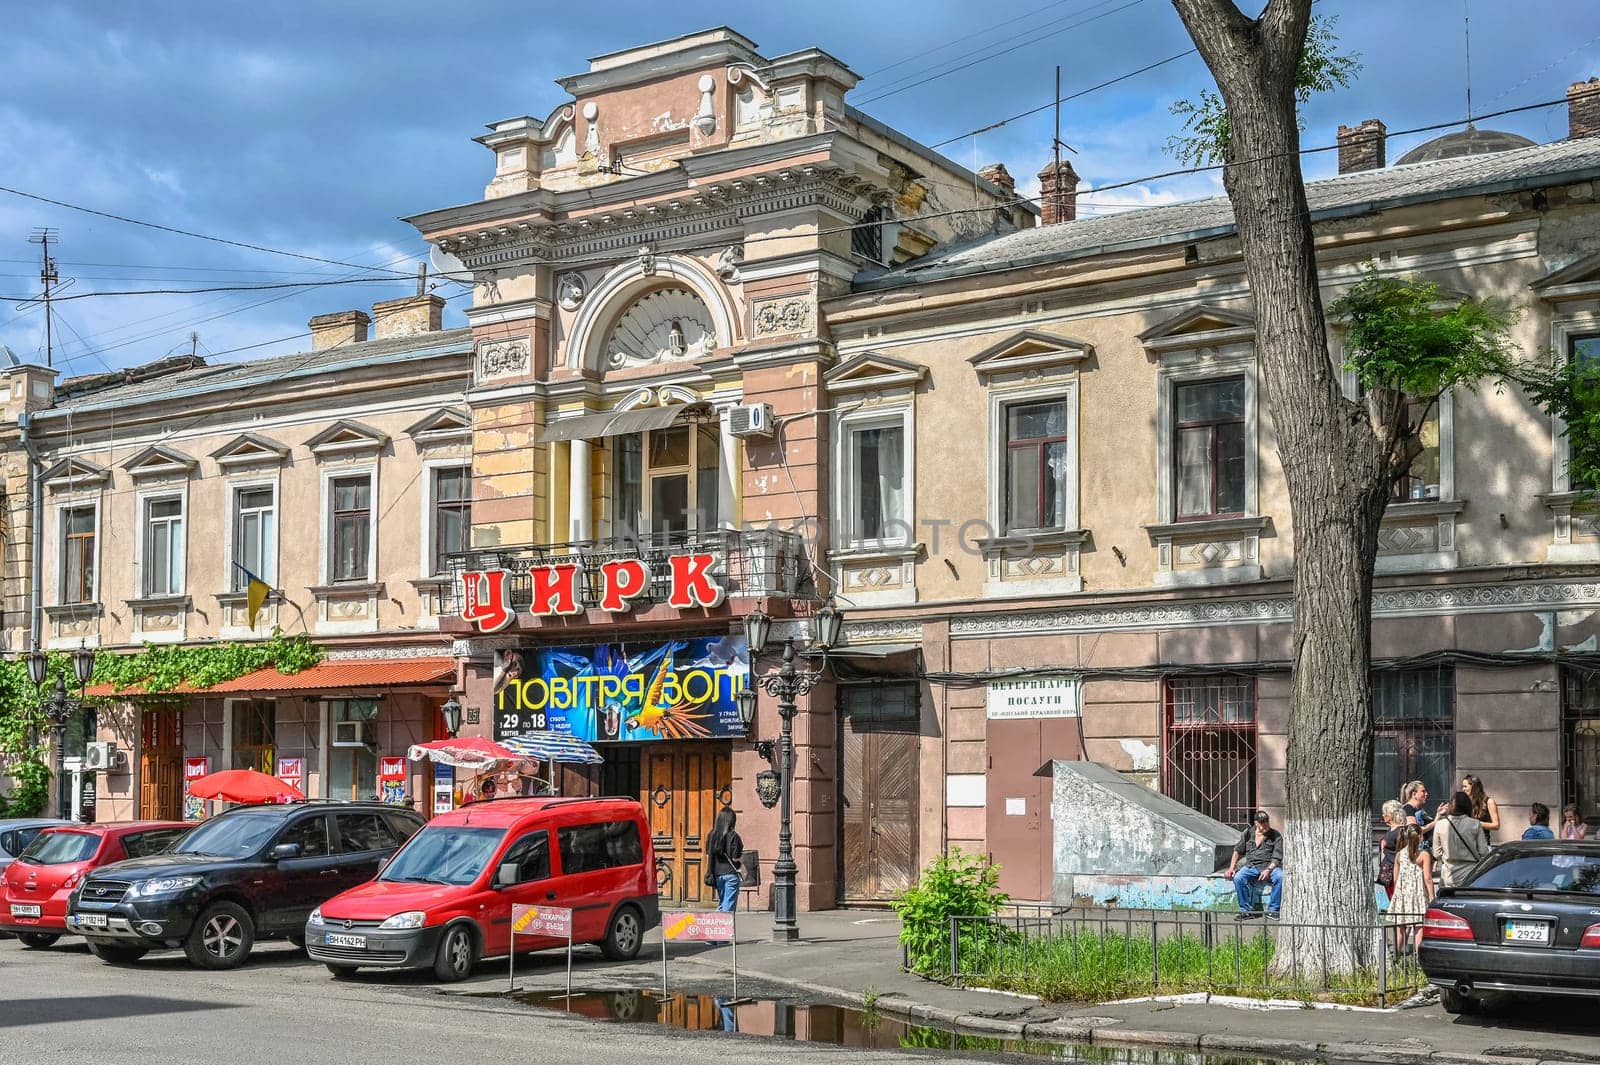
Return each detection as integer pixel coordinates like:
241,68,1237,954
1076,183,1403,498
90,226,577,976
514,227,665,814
376,857,390,875
271,842,302,861
494,862,518,889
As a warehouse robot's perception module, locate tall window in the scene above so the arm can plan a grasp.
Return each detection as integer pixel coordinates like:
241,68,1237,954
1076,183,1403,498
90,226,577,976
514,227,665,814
1372,666,1455,821
1174,377,1246,519
230,699,275,773
329,475,372,581
847,421,905,544
852,205,884,262
611,424,720,541
1004,400,1070,532
1566,334,1600,491
61,505,96,604
1163,675,1257,827
1390,396,1442,502
142,496,184,596
431,467,471,574
232,486,276,589
1562,667,1600,827
327,699,378,801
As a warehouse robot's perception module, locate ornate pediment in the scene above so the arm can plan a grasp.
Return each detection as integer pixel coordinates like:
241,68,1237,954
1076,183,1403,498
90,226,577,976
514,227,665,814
968,330,1092,381
1138,304,1256,352
823,352,927,395
305,419,389,459
404,407,472,444
209,433,290,470
602,287,716,369
1533,250,1600,301
120,444,197,480
41,457,109,491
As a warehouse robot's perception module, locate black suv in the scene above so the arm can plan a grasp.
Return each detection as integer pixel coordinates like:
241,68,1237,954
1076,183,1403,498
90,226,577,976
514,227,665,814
68,802,423,969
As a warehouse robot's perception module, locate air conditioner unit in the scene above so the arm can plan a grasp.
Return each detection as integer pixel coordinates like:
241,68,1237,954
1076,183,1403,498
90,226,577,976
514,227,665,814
332,721,373,748
83,742,117,772
727,402,776,439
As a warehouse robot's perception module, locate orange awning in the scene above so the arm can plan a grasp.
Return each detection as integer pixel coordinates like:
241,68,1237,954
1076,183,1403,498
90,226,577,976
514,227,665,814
206,657,455,694
84,680,207,699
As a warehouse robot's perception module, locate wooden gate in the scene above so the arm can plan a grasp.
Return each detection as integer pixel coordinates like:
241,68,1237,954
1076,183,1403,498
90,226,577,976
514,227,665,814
641,742,731,906
140,706,183,821
839,683,920,902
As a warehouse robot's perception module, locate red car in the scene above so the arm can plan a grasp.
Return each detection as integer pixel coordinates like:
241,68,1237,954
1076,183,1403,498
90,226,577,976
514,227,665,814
307,797,659,981
1,821,191,949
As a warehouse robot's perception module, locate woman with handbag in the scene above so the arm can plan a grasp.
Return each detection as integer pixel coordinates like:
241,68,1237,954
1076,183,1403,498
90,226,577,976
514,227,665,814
705,808,744,913
1435,790,1490,888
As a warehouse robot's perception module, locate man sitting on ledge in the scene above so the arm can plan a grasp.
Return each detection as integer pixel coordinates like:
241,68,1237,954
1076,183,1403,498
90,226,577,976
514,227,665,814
1223,809,1283,921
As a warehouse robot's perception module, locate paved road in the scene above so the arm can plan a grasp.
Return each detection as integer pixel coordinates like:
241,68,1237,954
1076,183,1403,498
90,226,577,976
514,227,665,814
0,937,1013,1065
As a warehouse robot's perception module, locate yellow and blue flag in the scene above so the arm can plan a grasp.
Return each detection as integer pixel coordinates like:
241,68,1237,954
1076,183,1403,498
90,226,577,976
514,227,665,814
231,563,273,629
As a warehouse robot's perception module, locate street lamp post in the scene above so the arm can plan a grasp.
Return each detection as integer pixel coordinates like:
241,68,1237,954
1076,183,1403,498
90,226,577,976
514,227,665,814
743,598,843,943
25,645,96,817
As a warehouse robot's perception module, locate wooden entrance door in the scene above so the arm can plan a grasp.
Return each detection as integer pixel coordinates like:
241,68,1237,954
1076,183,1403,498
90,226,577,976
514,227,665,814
640,742,731,906
140,707,183,821
839,684,920,902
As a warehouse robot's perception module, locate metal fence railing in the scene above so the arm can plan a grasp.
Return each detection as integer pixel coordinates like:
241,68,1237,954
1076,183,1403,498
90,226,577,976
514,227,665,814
948,906,1427,1008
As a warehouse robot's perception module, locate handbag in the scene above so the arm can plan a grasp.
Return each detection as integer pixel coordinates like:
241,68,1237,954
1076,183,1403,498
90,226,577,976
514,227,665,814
1376,837,1394,889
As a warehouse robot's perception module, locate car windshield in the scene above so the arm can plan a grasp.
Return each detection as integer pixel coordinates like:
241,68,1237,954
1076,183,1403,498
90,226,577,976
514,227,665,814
379,826,505,886
171,812,283,859
1465,851,1600,894
19,831,99,865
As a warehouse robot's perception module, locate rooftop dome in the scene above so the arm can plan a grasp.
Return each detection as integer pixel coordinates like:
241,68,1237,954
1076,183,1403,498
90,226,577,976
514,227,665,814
1395,125,1538,166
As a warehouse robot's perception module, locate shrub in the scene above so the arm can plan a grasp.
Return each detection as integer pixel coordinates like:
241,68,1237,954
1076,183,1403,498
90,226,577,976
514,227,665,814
894,850,1008,975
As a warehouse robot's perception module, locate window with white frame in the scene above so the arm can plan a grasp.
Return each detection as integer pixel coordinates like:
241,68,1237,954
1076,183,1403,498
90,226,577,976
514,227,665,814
329,474,373,582
60,505,96,604
142,495,184,596
430,467,471,573
1004,399,1071,532
844,419,907,545
232,485,276,589
1566,333,1600,491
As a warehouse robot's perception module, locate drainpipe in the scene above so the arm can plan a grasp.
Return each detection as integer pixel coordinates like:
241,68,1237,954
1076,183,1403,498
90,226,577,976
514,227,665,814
18,412,42,652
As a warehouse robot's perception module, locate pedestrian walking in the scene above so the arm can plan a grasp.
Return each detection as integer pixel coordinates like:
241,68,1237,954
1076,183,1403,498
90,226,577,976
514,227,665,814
1522,802,1556,840
1561,804,1590,841
704,807,744,914
1388,824,1433,956
1434,791,1490,888
1462,774,1501,838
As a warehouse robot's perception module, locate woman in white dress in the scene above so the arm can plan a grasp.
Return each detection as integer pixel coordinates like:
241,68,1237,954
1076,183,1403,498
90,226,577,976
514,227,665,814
1389,824,1434,956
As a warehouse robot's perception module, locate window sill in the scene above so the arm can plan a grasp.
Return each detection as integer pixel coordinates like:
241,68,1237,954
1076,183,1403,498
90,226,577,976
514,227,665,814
828,543,924,563
127,594,192,611
974,528,1090,557
1540,491,1595,510
408,576,454,590
1382,499,1465,520
44,601,102,618
308,582,386,597
1143,515,1269,542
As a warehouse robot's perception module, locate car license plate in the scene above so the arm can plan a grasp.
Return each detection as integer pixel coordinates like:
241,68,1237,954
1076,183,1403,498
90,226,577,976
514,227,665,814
326,933,366,949
1503,919,1551,944
9,904,41,918
77,913,108,929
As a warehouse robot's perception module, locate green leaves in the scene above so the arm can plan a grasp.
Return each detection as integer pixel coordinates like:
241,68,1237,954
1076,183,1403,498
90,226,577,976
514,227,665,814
1522,353,1600,495
89,630,323,694
893,850,1009,975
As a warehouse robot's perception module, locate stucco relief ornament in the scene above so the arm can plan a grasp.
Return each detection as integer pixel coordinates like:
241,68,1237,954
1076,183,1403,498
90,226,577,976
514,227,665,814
638,244,657,278
715,244,743,282
692,74,717,136
557,273,586,311
582,101,601,158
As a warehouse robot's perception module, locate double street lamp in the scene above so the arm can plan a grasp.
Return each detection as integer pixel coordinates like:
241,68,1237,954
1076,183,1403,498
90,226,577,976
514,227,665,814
22,645,96,816
739,598,844,943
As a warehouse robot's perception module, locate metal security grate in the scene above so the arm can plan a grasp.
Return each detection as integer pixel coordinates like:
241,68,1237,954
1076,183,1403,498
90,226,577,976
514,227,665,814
1163,675,1258,828
1562,666,1600,825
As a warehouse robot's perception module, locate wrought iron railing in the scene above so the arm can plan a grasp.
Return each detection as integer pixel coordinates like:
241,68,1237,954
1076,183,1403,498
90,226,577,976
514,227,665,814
439,528,812,616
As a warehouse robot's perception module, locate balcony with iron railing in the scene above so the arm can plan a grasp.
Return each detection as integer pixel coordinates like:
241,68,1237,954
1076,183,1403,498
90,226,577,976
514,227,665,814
438,527,813,619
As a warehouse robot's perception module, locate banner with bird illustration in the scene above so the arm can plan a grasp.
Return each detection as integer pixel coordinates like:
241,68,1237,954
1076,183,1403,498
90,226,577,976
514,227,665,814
492,636,750,743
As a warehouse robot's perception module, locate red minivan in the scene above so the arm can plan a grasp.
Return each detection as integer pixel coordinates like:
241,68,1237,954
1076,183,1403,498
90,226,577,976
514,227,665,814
307,797,659,981
1,821,191,949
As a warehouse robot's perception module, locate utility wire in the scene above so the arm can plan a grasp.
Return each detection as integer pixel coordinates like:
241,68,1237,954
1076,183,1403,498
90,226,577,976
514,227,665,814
0,276,425,303
861,0,1081,77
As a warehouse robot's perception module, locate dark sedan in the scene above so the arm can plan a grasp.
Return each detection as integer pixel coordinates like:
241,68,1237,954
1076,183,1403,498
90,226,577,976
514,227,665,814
1419,839,1600,1013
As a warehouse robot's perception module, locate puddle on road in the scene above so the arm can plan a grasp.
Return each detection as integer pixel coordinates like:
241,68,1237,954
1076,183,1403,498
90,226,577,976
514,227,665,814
486,988,1292,1064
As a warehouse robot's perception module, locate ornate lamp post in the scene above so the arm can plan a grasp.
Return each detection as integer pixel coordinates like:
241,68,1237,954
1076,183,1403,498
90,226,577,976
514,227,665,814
25,645,95,816
742,597,844,942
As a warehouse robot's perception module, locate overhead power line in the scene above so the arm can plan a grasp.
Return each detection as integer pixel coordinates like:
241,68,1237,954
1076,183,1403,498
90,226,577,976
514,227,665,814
0,276,422,304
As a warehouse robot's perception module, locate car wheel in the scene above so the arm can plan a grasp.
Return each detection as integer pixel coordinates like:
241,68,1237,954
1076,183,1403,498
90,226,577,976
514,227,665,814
433,923,476,983
601,905,643,961
17,932,60,949
326,964,358,980
184,902,255,970
86,940,149,965
1440,986,1479,1015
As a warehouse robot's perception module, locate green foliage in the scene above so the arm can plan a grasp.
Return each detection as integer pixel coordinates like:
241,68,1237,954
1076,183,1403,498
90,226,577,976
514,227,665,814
1167,14,1360,166
893,850,1009,975
90,630,323,693
1333,269,1522,400
0,758,51,818
1522,353,1600,495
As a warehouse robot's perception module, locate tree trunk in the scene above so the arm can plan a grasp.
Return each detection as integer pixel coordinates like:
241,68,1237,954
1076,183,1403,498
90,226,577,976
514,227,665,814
1170,0,1392,974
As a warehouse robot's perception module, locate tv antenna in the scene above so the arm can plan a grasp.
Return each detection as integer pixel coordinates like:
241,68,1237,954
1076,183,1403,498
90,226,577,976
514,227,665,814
27,229,59,368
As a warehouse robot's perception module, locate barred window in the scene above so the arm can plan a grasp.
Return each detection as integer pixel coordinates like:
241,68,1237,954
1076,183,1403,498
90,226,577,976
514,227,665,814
1163,675,1257,828
1372,666,1455,821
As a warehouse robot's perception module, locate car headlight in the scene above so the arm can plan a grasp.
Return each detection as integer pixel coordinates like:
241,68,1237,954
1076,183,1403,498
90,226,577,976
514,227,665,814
379,911,426,930
131,876,201,897
308,907,325,927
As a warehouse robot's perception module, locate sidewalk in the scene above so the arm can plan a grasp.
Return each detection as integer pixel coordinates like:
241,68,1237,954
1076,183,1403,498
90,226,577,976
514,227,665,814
477,909,1600,1065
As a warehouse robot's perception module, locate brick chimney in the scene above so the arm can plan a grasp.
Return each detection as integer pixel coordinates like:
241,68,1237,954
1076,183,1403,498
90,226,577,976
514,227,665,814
1037,159,1079,225
1569,78,1600,139
308,309,370,351
371,294,445,340
978,163,1016,198
1336,118,1387,173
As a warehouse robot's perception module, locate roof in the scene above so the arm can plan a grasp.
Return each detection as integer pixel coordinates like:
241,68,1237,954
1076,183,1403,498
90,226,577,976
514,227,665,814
34,327,472,419
84,679,208,699
207,658,455,694
1394,126,1538,166
855,135,1600,292
432,796,644,829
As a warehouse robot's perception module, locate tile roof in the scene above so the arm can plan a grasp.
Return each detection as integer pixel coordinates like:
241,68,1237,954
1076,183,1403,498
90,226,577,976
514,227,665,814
856,136,1600,291
207,657,456,693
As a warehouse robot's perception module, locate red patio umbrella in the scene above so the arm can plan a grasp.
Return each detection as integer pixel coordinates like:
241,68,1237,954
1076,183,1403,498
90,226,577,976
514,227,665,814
406,737,529,771
188,768,304,804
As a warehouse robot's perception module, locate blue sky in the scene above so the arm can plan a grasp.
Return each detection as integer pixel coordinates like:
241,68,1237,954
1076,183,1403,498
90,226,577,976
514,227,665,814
2,1,1597,374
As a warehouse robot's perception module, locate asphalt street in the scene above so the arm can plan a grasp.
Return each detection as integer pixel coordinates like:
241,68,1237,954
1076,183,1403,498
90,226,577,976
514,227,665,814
0,937,1025,1065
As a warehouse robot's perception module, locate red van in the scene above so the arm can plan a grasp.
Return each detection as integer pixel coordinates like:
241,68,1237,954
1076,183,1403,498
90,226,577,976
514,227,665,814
306,797,659,981
1,821,190,948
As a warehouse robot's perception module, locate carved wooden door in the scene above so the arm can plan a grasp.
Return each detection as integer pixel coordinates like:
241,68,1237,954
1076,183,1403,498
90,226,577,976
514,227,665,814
140,707,183,821
839,684,920,902
641,742,731,906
